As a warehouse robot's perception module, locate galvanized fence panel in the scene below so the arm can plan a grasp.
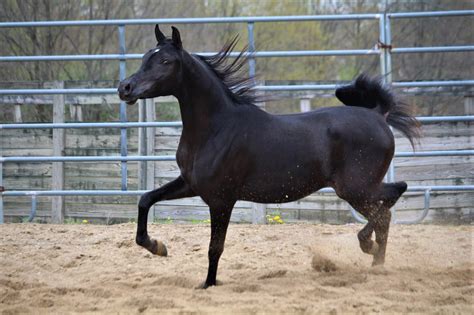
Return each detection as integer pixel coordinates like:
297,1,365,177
0,10,473,224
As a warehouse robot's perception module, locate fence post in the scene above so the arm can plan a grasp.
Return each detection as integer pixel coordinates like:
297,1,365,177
464,96,474,114
51,81,65,223
382,14,397,222
0,163,4,223
300,98,311,112
118,24,128,191
252,204,267,224
138,99,147,190
14,104,22,122
247,22,256,78
246,24,265,224
146,98,156,222
69,103,83,121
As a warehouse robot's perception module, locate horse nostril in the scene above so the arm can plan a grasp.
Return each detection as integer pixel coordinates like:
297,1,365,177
119,81,133,97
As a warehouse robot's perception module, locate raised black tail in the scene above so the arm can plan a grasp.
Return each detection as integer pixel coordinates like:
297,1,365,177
335,74,421,148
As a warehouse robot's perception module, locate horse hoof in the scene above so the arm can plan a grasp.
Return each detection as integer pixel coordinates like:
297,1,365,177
372,259,385,267
371,253,385,266
195,282,210,290
195,280,221,290
149,239,167,256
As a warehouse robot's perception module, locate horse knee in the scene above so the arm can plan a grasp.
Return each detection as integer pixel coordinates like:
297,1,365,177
138,192,154,210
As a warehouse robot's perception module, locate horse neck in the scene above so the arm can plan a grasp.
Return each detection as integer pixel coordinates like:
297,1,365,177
174,54,234,135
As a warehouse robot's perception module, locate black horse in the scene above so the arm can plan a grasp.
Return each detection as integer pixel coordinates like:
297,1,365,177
118,25,420,289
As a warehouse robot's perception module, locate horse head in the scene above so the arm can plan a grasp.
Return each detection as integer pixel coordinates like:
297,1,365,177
118,25,184,105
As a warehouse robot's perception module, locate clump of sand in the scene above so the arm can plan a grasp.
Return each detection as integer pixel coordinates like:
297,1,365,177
311,252,337,272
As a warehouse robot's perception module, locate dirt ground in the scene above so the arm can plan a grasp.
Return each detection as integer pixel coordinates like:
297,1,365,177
0,223,472,314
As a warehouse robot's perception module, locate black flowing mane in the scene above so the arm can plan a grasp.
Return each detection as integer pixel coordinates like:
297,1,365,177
196,37,257,106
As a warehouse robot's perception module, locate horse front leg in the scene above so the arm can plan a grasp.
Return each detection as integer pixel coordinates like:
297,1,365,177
136,176,195,255
198,202,235,289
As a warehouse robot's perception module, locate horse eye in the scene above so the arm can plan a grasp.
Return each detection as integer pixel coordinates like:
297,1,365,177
162,59,169,64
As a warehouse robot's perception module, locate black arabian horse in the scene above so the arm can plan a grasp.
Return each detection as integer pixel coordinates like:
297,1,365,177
118,25,420,289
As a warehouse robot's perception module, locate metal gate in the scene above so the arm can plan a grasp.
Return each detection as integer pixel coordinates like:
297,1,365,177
1,10,473,224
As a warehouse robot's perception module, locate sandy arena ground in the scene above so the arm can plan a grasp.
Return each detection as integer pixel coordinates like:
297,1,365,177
0,223,472,314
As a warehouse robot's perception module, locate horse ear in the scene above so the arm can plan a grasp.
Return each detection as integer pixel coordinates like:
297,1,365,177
171,26,182,49
155,24,166,43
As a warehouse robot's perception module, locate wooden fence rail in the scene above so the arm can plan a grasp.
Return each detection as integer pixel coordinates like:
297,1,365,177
1,95,472,224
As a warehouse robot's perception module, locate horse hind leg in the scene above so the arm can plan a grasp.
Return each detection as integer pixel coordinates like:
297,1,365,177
371,181,407,265
357,221,378,255
339,181,407,266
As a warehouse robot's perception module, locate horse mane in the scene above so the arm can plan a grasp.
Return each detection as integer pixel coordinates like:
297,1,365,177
196,36,258,106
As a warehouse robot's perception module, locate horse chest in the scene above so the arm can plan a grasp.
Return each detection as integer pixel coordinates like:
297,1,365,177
176,144,214,183
176,139,237,197
176,144,194,178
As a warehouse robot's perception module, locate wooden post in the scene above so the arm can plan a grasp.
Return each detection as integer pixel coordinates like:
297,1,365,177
146,98,156,222
252,204,267,224
52,81,65,223
251,87,267,224
464,96,473,115
0,163,4,223
300,98,311,112
14,104,22,122
69,104,83,121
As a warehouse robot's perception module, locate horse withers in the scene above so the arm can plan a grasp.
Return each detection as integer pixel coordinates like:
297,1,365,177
118,25,420,289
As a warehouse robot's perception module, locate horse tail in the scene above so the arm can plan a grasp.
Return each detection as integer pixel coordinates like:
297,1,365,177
335,74,421,148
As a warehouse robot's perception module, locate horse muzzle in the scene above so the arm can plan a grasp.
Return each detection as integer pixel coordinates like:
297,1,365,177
118,79,138,105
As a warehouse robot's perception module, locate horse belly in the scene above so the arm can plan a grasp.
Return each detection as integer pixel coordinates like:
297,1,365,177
238,162,326,203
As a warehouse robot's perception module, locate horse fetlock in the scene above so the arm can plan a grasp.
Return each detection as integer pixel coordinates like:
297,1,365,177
135,234,149,247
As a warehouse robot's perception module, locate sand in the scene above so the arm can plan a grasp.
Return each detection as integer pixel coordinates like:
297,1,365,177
0,223,472,314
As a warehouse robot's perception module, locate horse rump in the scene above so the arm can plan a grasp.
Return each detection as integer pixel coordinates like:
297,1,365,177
335,74,421,148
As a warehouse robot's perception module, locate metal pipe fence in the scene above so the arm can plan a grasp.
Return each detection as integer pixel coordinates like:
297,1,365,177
1,115,472,130
1,79,474,95
1,10,473,224
1,150,473,163
1,45,472,62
